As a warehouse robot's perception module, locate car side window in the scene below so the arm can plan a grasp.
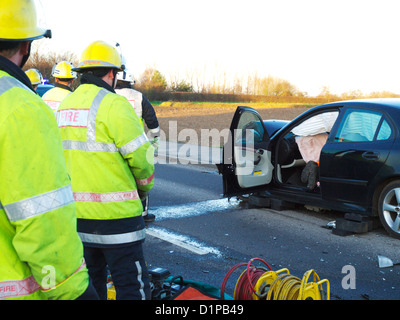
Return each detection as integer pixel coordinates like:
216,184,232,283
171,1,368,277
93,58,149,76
335,109,392,142
377,119,392,141
237,113,265,144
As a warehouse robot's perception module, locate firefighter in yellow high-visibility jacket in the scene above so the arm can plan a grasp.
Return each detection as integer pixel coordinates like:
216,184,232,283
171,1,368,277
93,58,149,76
42,61,77,113
56,40,155,300
0,0,97,300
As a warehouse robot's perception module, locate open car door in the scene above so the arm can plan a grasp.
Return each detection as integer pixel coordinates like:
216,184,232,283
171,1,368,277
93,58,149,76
217,106,273,197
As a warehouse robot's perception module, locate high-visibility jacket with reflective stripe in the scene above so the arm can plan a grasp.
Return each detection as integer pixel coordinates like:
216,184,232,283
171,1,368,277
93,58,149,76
57,84,154,246
0,71,89,300
42,86,72,113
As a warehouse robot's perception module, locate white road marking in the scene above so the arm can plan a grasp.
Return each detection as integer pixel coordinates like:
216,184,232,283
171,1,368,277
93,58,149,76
145,198,239,256
149,198,240,221
146,226,222,257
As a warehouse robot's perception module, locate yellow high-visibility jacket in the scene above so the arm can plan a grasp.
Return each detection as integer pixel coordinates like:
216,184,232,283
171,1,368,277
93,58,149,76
0,71,89,300
42,85,72,113
56,83,154,247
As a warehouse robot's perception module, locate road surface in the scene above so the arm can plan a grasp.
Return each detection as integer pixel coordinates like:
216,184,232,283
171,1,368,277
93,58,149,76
142,144,400,300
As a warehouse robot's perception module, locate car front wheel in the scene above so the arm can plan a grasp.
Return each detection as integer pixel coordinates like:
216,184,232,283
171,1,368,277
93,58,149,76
378,180,400,239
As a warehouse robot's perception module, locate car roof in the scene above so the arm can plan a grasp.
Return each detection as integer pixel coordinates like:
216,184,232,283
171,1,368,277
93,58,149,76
323,98,400,110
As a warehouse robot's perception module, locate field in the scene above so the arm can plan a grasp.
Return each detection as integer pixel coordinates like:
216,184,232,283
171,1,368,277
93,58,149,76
153,102,316,147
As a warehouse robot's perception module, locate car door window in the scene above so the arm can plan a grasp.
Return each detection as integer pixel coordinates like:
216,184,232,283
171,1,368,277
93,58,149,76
237,113,265,144
334,109,392,142
377,119,392,141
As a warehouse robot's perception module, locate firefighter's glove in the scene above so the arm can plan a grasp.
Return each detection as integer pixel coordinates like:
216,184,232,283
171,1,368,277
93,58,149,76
150,136,160,152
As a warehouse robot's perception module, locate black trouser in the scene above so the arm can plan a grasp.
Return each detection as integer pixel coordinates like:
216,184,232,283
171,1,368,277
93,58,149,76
84,243,150,300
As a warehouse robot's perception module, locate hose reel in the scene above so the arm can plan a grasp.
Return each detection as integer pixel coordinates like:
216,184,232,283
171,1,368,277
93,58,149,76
221,257,330,300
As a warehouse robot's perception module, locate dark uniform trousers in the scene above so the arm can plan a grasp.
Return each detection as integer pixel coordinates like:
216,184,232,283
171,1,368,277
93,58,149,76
84,243,150,300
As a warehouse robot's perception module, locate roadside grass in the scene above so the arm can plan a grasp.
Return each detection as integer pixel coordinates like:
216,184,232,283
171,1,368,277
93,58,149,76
152,101,318,109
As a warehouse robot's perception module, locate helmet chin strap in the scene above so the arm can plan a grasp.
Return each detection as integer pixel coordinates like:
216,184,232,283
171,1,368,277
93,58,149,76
20,41,32,68
111,69,118,88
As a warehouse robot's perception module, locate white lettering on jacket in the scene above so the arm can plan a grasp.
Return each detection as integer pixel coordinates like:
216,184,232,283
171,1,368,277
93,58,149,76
58,109,89,127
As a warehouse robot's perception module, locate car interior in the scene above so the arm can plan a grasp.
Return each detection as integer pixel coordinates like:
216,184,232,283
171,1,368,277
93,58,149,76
275,111,339,190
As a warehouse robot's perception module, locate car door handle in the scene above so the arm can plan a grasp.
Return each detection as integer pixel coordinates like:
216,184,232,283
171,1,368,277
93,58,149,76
362,151,380,160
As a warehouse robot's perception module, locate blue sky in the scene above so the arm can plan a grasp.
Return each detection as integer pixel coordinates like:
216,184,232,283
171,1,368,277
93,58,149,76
40,0,400,96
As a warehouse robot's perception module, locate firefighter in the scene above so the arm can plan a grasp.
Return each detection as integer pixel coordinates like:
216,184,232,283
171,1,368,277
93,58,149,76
116,67,160,223
0,0,96,300
57,40,155,300
25,68,42,91
42,61,77,113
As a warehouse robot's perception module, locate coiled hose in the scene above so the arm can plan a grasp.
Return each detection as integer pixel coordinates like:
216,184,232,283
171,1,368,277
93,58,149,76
220,258,330,300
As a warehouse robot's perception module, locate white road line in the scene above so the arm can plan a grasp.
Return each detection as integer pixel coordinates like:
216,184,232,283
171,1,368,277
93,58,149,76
149,198,240,221
146,198,239,256
146,226,222,257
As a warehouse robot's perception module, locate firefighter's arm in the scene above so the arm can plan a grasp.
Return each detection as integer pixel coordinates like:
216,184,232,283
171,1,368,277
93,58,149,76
1,101,90,300
108,96,155,192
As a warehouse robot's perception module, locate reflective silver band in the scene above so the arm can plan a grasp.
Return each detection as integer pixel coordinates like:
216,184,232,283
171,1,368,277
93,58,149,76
4,185,75,222
0,76,31,95
119,133,149,156
61,88,149,155
87,89,108,143
78,60,119,69
61,89,117,153
78,229,146,245
62,140,118,153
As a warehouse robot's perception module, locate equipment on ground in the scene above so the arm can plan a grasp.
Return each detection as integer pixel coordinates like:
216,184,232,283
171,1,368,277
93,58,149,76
106,258,330,300
221,257,330,300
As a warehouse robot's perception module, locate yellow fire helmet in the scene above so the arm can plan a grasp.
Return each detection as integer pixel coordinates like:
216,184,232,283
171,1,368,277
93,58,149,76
25,68,42,85
0,0,51,41
73,41,123,72
52,61,77,79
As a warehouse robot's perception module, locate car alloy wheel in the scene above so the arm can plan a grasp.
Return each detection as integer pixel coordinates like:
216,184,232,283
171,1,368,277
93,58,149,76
378,180,400,239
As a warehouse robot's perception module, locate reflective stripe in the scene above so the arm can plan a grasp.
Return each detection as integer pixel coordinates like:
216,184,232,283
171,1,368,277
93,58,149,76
73,190,139,203
42,259,86,292
62,140,118,153
0,75,31,95
60,89,116,153
4,185,75,222
78,229,146,245
135,261,146,300
136,172,155,186
86,89,108,142
0,276,40,299
119,133,149,156
78,60,119,69
60,89,149,154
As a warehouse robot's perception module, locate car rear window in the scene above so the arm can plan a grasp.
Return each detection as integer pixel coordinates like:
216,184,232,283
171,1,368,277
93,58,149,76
335,108,393,142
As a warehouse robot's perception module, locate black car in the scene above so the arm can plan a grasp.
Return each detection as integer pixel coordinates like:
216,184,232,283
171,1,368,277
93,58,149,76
217,99,400,239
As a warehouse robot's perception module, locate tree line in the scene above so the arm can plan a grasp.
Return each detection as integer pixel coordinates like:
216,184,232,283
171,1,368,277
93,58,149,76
24,44,400,102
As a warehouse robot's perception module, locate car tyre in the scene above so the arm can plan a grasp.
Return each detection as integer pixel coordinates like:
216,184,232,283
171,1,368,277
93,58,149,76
378,180,400,239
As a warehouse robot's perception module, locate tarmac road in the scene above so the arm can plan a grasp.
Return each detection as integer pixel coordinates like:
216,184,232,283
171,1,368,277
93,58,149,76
143,160,400,301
